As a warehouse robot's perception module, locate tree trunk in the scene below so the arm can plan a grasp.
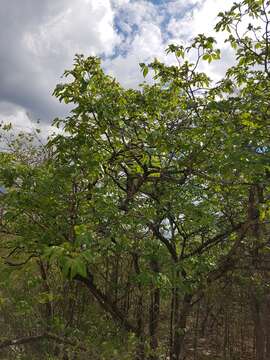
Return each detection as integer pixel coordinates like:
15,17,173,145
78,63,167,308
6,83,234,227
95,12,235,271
38,259,53,330
149,259,160,360
169,287,175,359
170,286,180,360
251,294,265,360
171,293,192,360
265,295,270,359
133,254,146,360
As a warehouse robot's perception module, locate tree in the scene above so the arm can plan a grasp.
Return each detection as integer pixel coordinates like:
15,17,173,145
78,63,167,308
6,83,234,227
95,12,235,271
0,1,270,359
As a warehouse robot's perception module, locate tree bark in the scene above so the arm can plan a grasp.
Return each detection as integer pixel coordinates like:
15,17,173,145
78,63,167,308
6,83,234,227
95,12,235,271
172,293,192,360
133,253,146,360
149,259,160,360
0,332,87,351
251,294,265,360
75,273,137,334
264,295,270,360
38,259,53,330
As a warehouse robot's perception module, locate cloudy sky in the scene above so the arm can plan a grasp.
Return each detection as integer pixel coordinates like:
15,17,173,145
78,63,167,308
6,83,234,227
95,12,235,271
0,0,235,133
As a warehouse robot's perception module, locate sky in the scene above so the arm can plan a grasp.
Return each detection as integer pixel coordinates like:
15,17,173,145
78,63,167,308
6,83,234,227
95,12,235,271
0,0,235,133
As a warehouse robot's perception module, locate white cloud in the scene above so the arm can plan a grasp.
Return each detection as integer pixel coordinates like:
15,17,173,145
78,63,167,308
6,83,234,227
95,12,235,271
114,0,163,35
169,0,234,38
111,0,130,7
0,102,32,130
166,0,203,16
0,0,122,126
0,0,241,129
106,0,237,88
24,0,120,58
0,102,55,137
105,22,166,87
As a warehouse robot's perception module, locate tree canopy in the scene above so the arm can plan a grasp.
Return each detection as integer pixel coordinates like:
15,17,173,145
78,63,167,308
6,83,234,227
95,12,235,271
0,1,270,359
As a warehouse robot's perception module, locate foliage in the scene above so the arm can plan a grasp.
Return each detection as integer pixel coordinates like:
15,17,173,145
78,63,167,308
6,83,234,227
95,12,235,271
0,1,270,359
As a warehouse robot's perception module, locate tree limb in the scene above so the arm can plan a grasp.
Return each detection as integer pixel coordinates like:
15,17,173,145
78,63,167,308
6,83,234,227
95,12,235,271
0,332,87,352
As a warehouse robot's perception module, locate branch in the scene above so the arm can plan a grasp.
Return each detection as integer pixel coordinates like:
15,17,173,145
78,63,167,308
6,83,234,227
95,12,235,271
149,223,178,262
74,273,138,335
3,254,37,267
0,332,87,352
181,222,244,260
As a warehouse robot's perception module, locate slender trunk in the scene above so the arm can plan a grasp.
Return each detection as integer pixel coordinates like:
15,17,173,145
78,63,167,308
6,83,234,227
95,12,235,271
149,259,160,360
38,259,53,330
172,293,192,360
133,254,145,360
251,294,265,360
169,287,175,359
112,256,119,304
67,282,79,328
193,302,200,360
200,302,212,337
265,295,270,359
170,286,180,360
169,268,180,360
105,257,109,297
136,291,145,360
223,309,228,360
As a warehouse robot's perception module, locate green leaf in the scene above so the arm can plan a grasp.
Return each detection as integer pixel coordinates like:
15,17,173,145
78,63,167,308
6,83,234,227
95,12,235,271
143,66,149,78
